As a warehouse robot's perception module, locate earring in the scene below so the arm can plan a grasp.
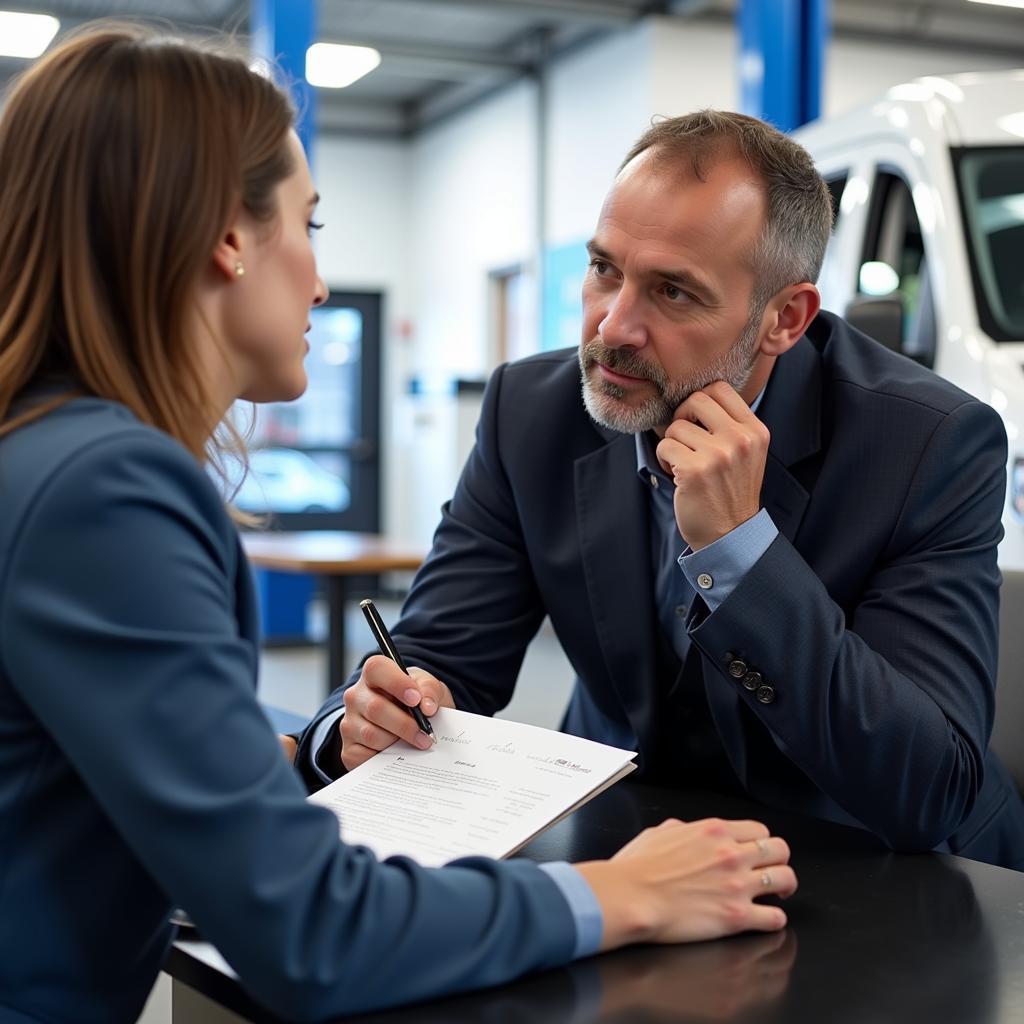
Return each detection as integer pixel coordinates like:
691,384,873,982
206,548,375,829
234,261,245,278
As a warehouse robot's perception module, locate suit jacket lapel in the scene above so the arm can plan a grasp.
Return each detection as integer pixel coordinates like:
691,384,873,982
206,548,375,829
575,427,664,766
757,336,823,543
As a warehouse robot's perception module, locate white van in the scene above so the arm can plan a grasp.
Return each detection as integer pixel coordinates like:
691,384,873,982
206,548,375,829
794,71,1024,568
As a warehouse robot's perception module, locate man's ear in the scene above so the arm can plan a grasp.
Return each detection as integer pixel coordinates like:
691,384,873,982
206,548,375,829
759,283,821,357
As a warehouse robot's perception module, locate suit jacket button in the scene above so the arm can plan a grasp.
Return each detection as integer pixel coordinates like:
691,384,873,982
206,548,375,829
742,670,762,691
728,659,748,679
756,685,776,704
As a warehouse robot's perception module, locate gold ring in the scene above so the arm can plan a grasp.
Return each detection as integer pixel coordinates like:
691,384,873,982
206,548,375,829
761,870,772,888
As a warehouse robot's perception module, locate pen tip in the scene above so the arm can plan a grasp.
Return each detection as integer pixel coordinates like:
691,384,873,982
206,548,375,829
431,734,437,744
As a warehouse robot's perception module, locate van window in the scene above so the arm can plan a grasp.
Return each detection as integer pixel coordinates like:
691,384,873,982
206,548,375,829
825,174,847,228
858,170,936,367
956,147,1024,343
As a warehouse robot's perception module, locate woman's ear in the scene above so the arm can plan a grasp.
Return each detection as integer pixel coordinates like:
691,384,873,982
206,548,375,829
759,284,821,357
210,216,245,283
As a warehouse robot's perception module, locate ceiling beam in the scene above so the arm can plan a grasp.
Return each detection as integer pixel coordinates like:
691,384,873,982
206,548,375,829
319,36,530,79
316,97,410,135
365,0,640,28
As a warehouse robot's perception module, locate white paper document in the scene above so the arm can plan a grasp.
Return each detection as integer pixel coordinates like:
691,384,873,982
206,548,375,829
309,708,637,867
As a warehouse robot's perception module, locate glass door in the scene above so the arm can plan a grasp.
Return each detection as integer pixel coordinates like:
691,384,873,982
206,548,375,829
234,290,381,531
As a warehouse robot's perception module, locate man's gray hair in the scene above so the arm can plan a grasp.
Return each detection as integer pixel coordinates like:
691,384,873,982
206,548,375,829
620,110,833,310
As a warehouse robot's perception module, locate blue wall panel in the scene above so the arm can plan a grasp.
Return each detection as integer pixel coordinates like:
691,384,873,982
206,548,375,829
542,240,589,352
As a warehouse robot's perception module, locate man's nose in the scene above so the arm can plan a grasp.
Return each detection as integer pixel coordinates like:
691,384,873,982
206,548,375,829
598,285,647,349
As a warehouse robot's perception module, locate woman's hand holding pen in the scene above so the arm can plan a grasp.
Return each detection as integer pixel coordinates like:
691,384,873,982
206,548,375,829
340,656,455,771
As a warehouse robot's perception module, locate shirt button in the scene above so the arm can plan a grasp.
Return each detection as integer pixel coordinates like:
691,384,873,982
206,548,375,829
697,573,714,590
728,659,748,679
756,685,776,704
742,670,763,692
675,605,688,618
649,473,659,488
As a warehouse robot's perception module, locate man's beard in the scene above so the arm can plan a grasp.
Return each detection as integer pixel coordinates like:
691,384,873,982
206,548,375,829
578,310,763,434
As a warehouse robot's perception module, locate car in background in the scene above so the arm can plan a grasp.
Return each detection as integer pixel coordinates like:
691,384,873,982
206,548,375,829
234,447,350,514
795,71,1024,567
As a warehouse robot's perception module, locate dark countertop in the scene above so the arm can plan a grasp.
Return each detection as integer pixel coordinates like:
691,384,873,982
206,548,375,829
167,782,1024,1023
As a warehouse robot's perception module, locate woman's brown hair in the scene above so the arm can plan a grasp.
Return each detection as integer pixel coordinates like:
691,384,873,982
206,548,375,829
0,23,295,460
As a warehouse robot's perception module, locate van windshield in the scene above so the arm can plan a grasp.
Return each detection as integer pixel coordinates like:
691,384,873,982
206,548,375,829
957,147,1024,342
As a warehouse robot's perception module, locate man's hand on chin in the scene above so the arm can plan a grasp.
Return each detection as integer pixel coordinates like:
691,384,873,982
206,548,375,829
655,380,770,550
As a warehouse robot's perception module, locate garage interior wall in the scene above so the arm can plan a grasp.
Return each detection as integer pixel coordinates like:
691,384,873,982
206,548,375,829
312,15,1022,546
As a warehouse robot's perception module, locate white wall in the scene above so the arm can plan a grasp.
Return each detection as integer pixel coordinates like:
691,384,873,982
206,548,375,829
312,136,412,538
410,79,537,383
545,21,654,248
649,18,739,118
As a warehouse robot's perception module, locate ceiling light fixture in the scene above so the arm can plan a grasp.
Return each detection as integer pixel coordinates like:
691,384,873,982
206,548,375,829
0,10,59,58
965,0,1024,9
305,43,381,89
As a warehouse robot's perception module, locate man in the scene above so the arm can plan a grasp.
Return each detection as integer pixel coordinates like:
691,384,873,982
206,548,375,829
296,110,1024,868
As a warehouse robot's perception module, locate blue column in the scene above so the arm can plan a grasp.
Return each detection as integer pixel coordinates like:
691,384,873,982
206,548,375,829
738,0,829,132
251,0,317,155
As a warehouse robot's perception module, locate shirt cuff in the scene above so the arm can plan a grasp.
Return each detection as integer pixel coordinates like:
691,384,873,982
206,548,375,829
679,509,778,612
538,862,603,959
307,708,345,785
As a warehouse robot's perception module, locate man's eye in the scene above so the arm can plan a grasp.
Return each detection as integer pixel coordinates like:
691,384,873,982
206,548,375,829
307,220,324,236
663,283,691,303
590,259,609,274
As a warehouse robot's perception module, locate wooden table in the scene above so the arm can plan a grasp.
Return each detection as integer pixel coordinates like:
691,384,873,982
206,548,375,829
166,781,1024,1023
242,532,424,697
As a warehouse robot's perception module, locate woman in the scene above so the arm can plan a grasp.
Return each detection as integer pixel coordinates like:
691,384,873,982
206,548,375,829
0,24,796,1023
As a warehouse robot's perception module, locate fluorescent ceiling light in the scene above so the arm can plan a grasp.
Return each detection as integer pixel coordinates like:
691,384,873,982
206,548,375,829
0,11,60,58
966,0,1024,9
305,43,380,89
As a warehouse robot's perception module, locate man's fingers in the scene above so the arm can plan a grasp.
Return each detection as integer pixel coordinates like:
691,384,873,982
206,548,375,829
703,380,762,422
342,717,400,754
340,742,378,771
406,667,453,714
342,741,375,768
357,692,433,748
362,657,450,715
675,389,737,431
362,655,421,703
659,419,706,451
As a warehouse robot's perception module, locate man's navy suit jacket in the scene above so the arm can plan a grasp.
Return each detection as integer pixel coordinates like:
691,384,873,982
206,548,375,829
303,311,1024,869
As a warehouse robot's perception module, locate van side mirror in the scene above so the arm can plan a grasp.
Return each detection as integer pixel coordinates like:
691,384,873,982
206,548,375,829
845,294,904,353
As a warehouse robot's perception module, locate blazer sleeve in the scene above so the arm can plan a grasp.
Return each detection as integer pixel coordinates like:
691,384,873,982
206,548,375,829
2,430,576,1021
688,398,1006,851
298,363,547,777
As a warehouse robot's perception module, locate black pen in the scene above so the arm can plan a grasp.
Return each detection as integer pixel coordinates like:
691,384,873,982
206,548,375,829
359,598,436,744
